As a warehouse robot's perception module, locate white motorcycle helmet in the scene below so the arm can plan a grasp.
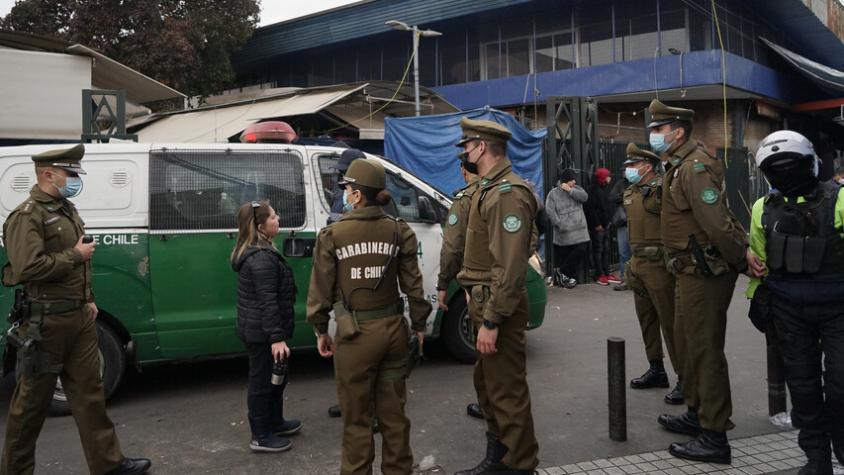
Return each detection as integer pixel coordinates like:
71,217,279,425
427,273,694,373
755,130,819,177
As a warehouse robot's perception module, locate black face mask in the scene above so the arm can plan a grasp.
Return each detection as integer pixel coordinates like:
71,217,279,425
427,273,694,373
458,146,480,175
763,156,818,197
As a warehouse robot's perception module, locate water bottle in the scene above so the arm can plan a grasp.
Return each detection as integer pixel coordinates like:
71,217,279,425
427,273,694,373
271,357,288,386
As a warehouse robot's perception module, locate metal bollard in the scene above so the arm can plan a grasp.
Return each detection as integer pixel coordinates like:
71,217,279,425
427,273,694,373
608,337,627,441
765,327,787,416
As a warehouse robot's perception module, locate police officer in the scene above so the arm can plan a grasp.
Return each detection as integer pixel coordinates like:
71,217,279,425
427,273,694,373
747,131,844,475
0,145,150,475
647,100,749,464
330,148,365,219
436,162,485,420
306,158,431,475
622,143,684,405
454,118,539,475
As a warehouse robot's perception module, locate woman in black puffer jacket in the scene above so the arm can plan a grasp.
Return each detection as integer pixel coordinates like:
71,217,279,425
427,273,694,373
231,200,301,453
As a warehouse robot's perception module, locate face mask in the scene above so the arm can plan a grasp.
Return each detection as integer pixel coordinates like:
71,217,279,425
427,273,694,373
624,167,643,185
458,145,480,175
53,176,83,198
649,131,675,154
342,189,355,212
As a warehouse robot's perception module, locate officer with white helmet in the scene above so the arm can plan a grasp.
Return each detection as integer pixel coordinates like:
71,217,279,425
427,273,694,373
746,130,844,475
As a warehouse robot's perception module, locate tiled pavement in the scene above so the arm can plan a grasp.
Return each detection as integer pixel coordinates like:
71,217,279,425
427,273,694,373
534,430,832,475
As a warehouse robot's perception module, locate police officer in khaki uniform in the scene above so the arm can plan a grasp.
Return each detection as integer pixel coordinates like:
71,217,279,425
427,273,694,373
306,158,431,475
454,118,539,475
436,163,485,420
647,100,749,464
622,144,684,405
0,145,150,475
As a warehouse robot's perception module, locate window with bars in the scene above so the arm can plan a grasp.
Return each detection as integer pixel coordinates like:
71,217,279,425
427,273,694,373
149,149,306,231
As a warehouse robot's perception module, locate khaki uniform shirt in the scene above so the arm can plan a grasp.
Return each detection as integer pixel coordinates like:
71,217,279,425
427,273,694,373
457,159,537,324
2,186,92,302
436,178,479,290
625,175,663,249
306,206,431,334
661,140,747,269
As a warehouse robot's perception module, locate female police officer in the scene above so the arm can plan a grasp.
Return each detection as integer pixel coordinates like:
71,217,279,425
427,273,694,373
306,158,431,475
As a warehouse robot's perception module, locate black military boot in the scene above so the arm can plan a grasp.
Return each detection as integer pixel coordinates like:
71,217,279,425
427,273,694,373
664,380,684,405
105,458,152,475
657,410,702,436
454,432,507,475
669,429,731,464
467,403,484,419
630,360,669,389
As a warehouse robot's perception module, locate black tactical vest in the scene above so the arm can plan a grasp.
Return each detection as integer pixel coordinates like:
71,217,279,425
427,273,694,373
762,181,844,304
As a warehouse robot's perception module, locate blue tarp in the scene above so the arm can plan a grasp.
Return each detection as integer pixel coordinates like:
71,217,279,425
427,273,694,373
383,107,547,198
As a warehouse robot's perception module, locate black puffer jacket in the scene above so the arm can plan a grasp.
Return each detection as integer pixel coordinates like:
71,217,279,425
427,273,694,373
232,245,296,344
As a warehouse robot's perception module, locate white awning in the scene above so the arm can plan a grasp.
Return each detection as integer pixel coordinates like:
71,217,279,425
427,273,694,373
136,85,367,142
66,44,185,104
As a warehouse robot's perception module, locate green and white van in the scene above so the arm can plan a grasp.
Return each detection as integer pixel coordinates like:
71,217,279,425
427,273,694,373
0,143,546,413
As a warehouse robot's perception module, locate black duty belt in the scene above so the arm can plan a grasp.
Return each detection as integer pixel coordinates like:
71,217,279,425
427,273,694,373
27,299,85,316
351,301,404,322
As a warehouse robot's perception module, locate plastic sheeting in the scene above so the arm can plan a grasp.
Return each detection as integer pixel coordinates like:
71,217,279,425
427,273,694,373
383,108,547,198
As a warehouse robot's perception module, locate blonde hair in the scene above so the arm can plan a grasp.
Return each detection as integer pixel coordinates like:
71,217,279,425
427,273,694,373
231,200,275,263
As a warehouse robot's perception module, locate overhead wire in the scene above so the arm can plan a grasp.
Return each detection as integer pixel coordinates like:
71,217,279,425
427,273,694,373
711,0,730,168
326,32,418,133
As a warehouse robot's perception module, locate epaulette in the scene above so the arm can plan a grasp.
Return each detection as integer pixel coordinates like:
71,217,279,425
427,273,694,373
13,200,36,215
498,179,512,193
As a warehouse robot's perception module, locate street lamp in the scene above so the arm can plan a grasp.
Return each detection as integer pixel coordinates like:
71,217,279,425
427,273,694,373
385,20,442,116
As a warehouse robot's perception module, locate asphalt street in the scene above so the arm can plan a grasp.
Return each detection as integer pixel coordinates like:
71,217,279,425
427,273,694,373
0,276,801,474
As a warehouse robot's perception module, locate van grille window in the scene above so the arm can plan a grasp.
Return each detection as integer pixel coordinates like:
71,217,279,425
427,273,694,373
149,149,306,231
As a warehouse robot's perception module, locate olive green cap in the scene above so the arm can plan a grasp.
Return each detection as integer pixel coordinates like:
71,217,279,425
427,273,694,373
456,117,512,146
32,144,86,174
623,143,661,165
647,99,694,129
338,158,386,189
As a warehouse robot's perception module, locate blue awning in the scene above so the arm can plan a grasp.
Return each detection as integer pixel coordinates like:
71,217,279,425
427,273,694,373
760,37,844,95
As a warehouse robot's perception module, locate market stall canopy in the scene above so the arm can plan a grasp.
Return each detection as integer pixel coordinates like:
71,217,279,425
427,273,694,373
761,37,844,96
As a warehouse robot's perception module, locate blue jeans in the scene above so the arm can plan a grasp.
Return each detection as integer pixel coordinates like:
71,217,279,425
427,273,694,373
617,225,631,277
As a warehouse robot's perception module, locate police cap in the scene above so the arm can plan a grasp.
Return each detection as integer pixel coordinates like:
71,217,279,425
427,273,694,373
456,117,512,146
337,148,365,172
647,99,694,129
338,158,386,190
623,143,661,165
32,144,86,175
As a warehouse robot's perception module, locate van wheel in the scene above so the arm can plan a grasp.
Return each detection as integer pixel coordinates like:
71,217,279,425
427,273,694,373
442,292,477,364
47,321,125,416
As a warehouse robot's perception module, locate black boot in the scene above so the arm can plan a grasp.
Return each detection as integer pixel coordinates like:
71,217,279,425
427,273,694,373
105,458,152,475
630,360,669,389
467,403,484,419
797,458,833,475
669,430,731,464
657,410,702,436
328,404,341,418
454,432,507,475
664,380,684,405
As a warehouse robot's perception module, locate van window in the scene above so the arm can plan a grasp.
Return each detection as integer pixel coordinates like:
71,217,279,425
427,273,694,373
150,149,306,231
316,154,424,222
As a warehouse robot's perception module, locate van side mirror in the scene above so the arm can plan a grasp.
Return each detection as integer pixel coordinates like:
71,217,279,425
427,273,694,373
417,196,438,223
283,237,315,258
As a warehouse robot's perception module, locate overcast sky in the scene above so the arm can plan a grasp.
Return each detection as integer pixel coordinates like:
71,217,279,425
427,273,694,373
0,0,361,26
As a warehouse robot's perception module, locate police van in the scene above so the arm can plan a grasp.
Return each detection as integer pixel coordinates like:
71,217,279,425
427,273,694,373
0,142,546,413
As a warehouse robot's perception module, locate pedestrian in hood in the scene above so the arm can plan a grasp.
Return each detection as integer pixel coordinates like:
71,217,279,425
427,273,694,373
231,200,301,453
585,167,614,284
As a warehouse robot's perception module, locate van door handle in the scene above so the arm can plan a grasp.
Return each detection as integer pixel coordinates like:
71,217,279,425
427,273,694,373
283,238,315,258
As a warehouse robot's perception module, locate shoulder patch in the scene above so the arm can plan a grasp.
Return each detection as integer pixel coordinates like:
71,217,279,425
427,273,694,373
700,187,719,204
693,162,706,173
498,182,512,193
447,213,458,226
502,214,522,233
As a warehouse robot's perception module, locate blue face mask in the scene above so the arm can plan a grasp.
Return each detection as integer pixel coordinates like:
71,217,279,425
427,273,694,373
624,167,643,185
342,189,354,212
649,131,675,154
55,176,83,198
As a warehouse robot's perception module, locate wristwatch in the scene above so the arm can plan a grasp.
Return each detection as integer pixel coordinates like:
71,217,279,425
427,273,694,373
482,319,498,330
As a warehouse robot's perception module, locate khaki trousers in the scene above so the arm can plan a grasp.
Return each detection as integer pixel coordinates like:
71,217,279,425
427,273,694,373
674,270,738,432
469,289,539,470
626,257,683,375
334,315,412,475
1,309,123,475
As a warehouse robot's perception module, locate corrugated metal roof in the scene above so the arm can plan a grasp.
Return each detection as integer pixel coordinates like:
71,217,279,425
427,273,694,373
236,0,533,64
